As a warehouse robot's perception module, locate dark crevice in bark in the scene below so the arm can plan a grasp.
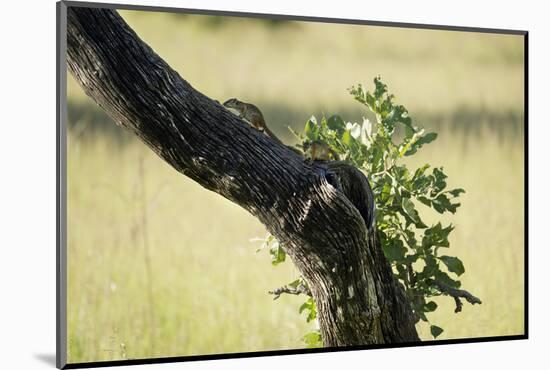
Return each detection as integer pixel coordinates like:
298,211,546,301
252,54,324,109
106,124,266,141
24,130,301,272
66,5,420,346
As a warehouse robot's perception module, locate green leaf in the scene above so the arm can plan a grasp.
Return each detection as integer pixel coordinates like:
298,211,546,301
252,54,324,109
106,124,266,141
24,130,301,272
418,311,428,322
269,242,286,266
341,130,352,146
373,76,387,99
288,279,301,289
404,124,415,139
371,139,387,170
401,113,413,129
434,270,461,289
418,196,431,207
422,222,453,250
327,115,346,135
405,132,437,156
349,84,366,105
383,238,407,262
398,128,423,157
448,188,465,197
420,132,438,144
304,116,319,140
303,331,322,348
431,167,448,194
379,183,394,205
299,297,317,322
439,256,465,276
401,197,427,228
432,193,460,214
366,92,376,110
416,132,437,148
411,164,432,193
403,229,418,249
304,119,313,135
401,197,416,220
384,108,398,123
424,301,438,312
413,164,431,179
430,325,444,338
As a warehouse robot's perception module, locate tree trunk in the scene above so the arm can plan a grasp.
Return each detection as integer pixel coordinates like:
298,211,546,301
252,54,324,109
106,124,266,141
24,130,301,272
65,5,420,346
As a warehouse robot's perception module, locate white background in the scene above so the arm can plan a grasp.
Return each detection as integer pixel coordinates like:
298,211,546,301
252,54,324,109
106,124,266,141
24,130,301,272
0,0,545,369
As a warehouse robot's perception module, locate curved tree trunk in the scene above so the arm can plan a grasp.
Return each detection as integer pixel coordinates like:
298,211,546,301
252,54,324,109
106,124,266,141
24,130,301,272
65,5,419,346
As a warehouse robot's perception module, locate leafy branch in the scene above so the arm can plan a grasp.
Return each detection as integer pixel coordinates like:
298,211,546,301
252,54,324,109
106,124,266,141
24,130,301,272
256,77,480,346
268,278,311,300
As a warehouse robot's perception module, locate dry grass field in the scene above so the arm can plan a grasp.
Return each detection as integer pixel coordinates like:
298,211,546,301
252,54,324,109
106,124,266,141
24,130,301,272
66,9,525,363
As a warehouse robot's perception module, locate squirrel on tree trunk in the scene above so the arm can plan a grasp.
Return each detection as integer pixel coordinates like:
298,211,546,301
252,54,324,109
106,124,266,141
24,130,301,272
223,98,339,162
302,140,340,161
223,98,285,146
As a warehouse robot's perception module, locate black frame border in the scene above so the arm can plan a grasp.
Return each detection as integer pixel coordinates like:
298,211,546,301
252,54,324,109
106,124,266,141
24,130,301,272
56,1,529,369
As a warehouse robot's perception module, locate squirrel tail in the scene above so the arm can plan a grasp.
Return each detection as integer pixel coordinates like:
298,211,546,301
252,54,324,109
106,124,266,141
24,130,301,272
262,125,303,156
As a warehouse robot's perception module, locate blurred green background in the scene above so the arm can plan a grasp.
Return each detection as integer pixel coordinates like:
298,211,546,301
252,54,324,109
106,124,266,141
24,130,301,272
66,9,525,363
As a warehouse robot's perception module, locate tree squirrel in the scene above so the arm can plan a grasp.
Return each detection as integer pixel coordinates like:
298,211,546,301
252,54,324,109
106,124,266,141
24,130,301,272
223,98,338,162
223,98,285,146
302,140,340,161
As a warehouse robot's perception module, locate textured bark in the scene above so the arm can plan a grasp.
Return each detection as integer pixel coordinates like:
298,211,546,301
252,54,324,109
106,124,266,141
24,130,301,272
66,6,420,346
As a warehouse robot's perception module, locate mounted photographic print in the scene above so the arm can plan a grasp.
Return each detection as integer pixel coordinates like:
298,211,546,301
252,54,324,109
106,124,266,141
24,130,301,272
56,1,527,368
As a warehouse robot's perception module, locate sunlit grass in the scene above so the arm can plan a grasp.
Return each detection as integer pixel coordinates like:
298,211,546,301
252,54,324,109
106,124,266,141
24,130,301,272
67,126,524,362
407,127,524,340
67,135,316,362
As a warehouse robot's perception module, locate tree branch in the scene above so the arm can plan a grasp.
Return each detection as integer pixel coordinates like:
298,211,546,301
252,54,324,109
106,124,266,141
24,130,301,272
269,282,311,300
430,280,482,313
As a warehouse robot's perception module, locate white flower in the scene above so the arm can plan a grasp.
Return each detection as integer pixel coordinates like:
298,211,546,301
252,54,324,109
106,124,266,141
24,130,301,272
345,122,361,139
